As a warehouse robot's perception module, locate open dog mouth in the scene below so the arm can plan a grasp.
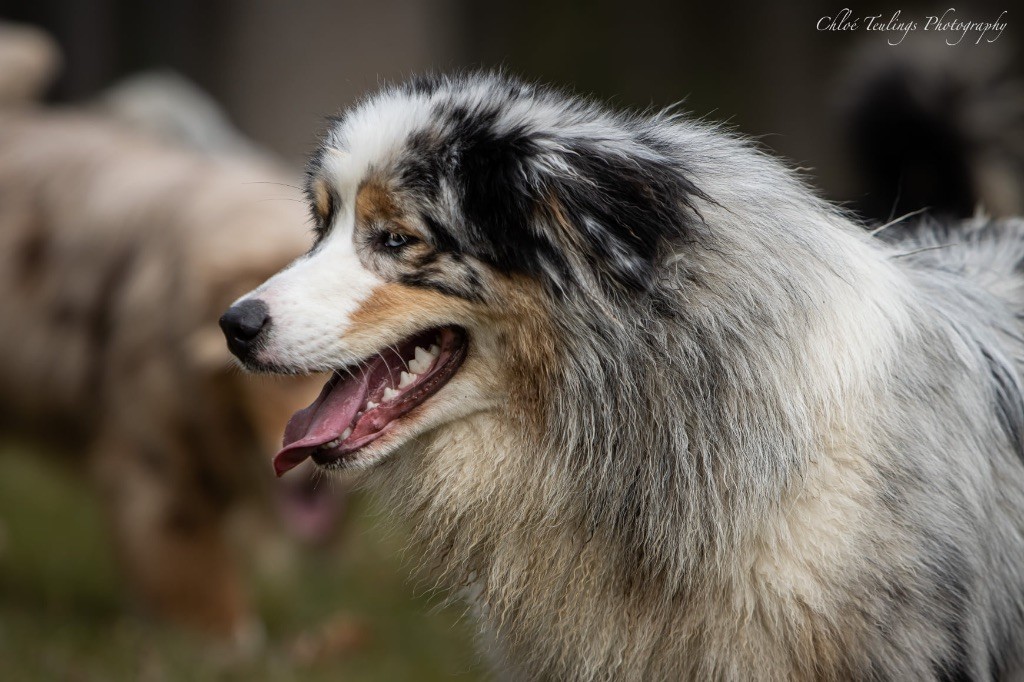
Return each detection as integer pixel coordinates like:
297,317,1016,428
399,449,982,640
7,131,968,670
273,327,468,476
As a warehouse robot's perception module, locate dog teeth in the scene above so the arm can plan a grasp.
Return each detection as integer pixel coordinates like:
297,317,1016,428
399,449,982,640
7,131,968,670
412,346,431,371
322,426,352,450
409,344,440,374
398,371,416,388
382,387,400,401
366,400,378,410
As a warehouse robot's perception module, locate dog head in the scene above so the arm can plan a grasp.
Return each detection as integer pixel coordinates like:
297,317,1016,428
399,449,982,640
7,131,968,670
221,72,707,475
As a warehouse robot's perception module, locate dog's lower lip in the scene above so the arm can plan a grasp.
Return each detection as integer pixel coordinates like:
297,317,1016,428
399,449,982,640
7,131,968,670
274,327,468,475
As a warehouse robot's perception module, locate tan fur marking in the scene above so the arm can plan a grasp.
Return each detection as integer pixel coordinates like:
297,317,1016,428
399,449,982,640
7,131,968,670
354,180,427,241
311,176,333,223
346,281,474,346
355,180,400,223
489,274,558,416
347,276,555,434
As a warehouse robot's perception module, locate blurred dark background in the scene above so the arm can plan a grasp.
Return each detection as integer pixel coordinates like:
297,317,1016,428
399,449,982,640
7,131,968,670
3,0,1020,199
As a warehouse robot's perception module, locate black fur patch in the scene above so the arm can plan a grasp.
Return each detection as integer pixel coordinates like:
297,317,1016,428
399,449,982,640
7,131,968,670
420,212,462,254
398,131,445,202
438,95,708,294
399,271,486,304
447,106,555,276
540,138,707,291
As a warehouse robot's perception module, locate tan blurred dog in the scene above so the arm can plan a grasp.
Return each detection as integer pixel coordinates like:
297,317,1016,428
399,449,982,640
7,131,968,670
0,26,329,643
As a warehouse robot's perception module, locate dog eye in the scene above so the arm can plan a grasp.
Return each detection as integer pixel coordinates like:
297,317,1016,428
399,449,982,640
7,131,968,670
382,232,415,248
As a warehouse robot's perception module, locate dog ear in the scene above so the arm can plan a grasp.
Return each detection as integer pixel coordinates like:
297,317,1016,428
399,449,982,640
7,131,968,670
455,123,555,273
537,141,707,292
454,118,706,293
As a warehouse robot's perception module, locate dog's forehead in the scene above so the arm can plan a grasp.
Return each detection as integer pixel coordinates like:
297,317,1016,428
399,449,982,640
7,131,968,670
318,96,438,195
311,77,550,198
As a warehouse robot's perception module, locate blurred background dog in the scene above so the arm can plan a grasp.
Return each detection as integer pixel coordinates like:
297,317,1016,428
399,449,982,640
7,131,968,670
0,24,346,645
840,35,1024,224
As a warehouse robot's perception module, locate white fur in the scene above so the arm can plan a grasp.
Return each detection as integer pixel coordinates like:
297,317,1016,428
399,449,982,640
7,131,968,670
235,200,383,372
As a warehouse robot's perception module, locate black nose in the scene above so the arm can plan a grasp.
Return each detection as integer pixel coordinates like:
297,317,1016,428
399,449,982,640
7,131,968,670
219,299,271,359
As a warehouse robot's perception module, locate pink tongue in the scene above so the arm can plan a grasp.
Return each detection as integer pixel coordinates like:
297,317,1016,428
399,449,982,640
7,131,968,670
273,373,368,477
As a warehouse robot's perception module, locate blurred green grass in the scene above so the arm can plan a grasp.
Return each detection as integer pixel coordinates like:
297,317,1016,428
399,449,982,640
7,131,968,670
0,445,483,681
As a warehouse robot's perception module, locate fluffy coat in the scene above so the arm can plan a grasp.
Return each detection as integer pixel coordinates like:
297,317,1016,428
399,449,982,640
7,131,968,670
234,73,1024,679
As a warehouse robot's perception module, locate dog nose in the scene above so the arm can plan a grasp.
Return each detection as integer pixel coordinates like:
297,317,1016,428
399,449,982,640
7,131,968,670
219,299,270,359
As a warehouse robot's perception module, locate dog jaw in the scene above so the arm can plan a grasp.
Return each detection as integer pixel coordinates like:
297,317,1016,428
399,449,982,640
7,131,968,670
234,242,501,471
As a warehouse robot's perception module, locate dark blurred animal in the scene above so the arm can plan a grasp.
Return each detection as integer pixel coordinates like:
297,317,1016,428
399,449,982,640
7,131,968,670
841,38,1024,223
